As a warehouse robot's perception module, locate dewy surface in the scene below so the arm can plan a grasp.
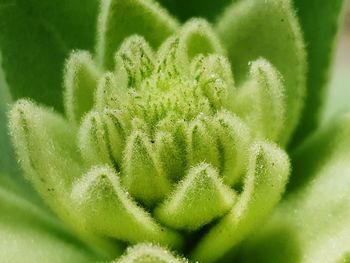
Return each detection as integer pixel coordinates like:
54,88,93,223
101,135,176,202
7,0,307,262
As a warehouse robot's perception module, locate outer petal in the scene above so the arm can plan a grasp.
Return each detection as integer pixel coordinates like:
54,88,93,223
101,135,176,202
9,100,83,209
215,0,306,145
238,113,350,263
192,141,290,262
8,100,120,258
71,165,182,248
229,59,286,142
154,163,235,231
64,51,101,123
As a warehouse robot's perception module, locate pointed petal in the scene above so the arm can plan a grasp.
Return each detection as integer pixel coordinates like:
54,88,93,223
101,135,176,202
155,163,235,231
95,72,121,111
192,141,290,262
230,59,286,142
114,35,155,89
154,131,186,182
210,111,252,186
122,131,171,206
64,51,101,123
185,117,220,169
79,109,130,168
191,54,233,109
179,18,225,59
156,36,189,79
97,0,179,69
79,111,115,166
154,20,224,82
71,166,182,248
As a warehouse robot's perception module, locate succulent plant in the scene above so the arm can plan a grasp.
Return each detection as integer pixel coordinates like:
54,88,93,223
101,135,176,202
0,0,349,262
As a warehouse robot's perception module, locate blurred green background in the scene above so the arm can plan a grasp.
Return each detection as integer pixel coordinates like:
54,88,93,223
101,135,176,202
321,2,350,124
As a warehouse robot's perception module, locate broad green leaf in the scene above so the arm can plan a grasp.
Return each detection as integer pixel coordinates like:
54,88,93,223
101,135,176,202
291,0,348,146
0,179,99,263
215,0,306,145
0,53,19,177
192,141,290,262
156,0,232,22
0,0,99,111
96,0,179,69
237,113,350,263
115,244,188,263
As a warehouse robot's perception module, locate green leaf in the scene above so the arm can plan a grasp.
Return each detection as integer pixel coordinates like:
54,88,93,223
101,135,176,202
0,56,46,204
237,113,350,263
96,0,179,69
291,0,348,146
215,0,306,145
0,178,99,263
0,0,99,111
115,244,188,263
0,53,20,177
192,141,290,262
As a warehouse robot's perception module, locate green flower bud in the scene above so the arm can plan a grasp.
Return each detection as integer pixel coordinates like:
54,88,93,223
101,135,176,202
8,2,292,262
